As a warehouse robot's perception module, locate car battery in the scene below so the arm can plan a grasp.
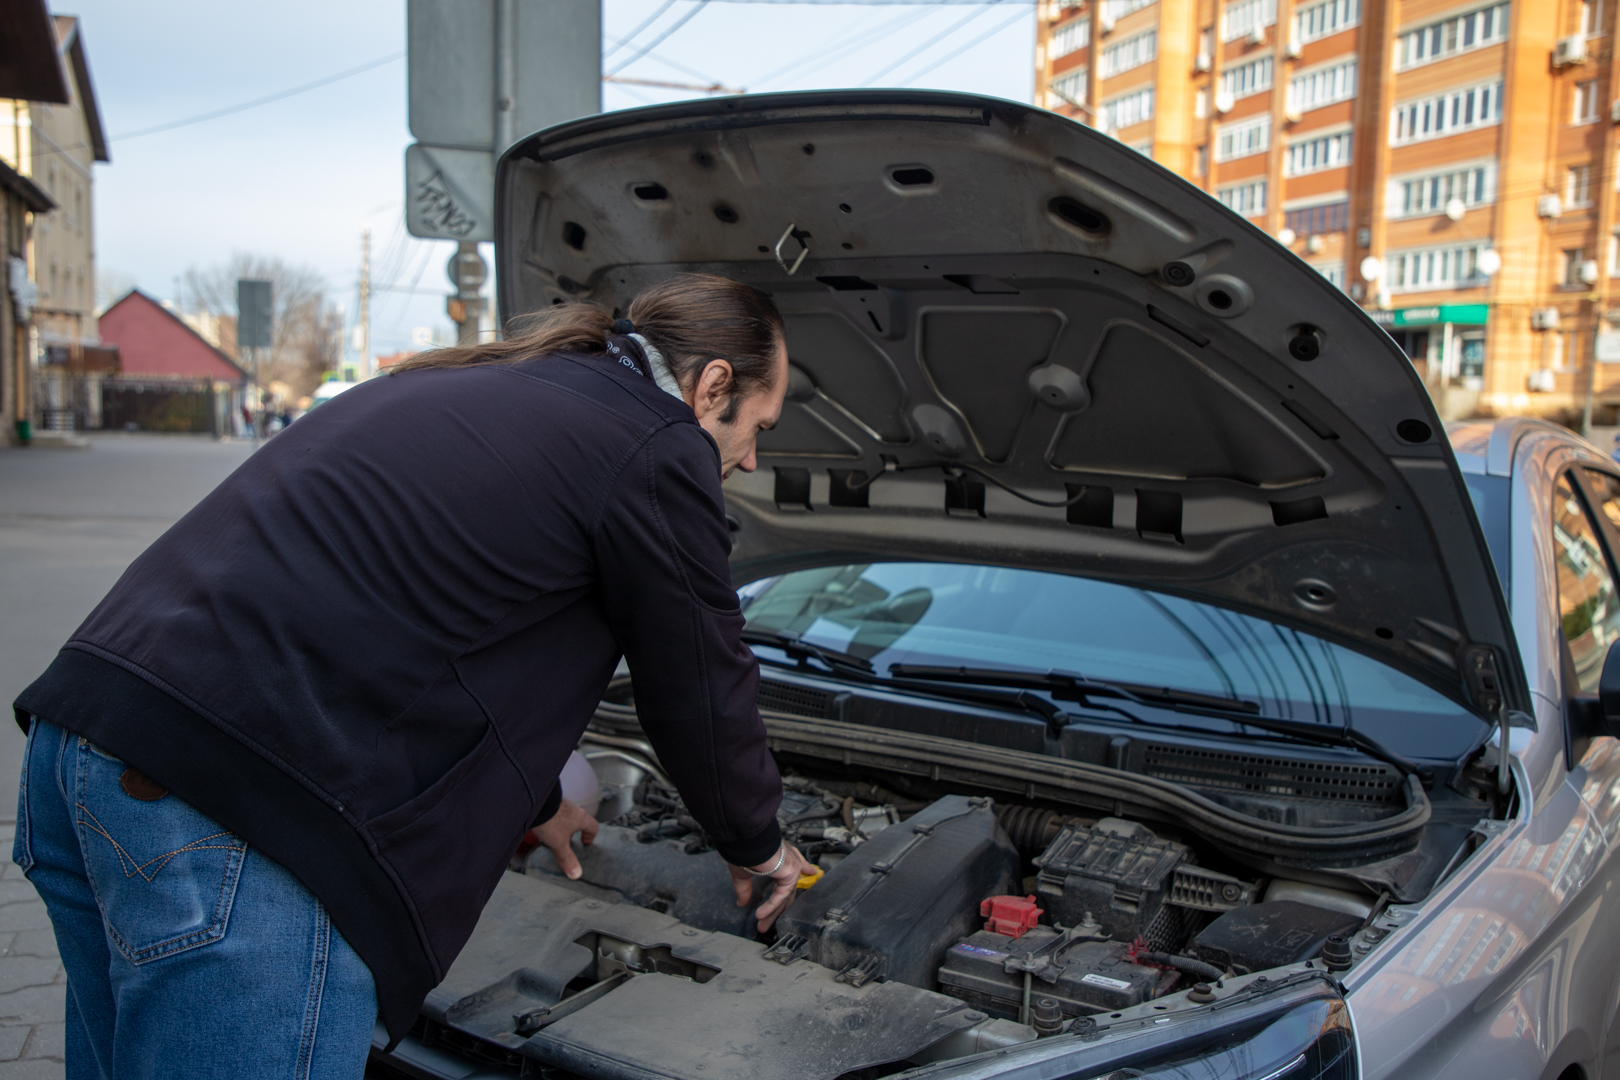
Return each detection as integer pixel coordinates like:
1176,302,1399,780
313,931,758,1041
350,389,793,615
936,927,1165,1020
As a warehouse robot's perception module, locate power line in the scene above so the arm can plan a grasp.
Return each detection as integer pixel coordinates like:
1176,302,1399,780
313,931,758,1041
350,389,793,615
749,5,925,89
898,5,1031,85
110,51,405,142
607,1,712,76
861,1,1003,86
605,0,681,58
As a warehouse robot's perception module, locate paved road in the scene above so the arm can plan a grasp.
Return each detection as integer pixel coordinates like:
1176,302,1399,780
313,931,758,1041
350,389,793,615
0,434,251,1076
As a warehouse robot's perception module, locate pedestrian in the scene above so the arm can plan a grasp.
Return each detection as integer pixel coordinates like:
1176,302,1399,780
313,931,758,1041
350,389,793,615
12,272,812,1078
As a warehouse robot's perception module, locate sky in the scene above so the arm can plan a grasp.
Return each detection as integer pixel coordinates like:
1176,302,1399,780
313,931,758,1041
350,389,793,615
69,0,1036,363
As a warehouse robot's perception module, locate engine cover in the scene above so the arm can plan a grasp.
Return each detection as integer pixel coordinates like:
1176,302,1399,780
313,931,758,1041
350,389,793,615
768,795,1019,989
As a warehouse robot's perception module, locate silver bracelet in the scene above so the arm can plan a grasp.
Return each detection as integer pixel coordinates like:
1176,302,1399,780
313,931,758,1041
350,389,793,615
759,843,786,875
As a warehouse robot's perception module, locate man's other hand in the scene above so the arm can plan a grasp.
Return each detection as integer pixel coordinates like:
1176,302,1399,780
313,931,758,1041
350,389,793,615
728,844,813,932
534,798,599,880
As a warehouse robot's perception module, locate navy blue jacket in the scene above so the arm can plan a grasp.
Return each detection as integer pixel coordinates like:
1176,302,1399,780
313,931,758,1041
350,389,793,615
14,338,784,1042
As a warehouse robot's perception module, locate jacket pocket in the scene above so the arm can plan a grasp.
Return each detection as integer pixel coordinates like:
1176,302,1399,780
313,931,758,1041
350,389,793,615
12,718,39,875
368,723,535,974
73,738,246,965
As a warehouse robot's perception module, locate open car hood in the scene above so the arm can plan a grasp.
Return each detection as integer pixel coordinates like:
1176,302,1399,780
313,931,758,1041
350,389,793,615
494,89,1524,718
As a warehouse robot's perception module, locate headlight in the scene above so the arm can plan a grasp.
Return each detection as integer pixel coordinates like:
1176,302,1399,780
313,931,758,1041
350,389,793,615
909,974,1355,1080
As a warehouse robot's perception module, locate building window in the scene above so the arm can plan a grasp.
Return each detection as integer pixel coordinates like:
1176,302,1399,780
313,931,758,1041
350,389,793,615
1565,248,1588,286
1574,80,1601,124
1609,231,1620,275
1284,200,1350,234
1459,332,1486,379
1050,69,1088,107
1312,261,1347,289
1215,114,1271,161
1217,179,1268,216
1388,243,1491,291
1101,28,1157,77
1222,0,1278,41
1396,2,1510,69
1391,80,1504,145
1293,0,1360,43
1220,56,1273,100
1289,59,1357,112
1196,89,1208,117
1052,17,1091,58
1101,87,1155,130
1195,144,1209,175
1101,0,1156,21
1392,162,1496,216
1130,140,1155,156
1581,0,1603,36
1569,164,1595,207
1285,130,1353,175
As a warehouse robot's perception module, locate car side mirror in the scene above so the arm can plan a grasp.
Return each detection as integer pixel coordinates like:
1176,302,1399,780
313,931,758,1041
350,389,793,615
1599,641,1620,738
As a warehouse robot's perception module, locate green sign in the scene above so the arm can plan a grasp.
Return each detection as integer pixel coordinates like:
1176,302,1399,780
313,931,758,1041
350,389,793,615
1371,304,1490,327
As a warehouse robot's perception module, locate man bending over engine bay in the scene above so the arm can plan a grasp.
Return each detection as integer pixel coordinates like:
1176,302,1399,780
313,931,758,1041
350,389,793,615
12,273,813,1079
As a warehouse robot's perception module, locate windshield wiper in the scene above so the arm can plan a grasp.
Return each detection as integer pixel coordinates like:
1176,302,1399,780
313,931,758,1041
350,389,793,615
887,664,1261,715
738,628,873,674
887,664,1428,780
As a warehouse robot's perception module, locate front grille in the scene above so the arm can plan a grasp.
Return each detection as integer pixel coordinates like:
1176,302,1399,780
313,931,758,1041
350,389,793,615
757,679,831,718
1141,744,1403,804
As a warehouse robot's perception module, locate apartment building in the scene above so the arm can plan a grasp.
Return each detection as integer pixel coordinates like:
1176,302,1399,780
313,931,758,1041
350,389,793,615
1036,0,1620,421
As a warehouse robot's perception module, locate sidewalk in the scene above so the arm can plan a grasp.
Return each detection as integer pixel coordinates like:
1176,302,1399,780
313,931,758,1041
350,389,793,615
0,827,63,1078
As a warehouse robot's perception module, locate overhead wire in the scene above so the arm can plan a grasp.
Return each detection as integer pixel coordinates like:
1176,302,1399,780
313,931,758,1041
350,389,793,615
897,4,1031,84
749,5,929,89
861,1,1004,86
605,0,682,57
607,1,714,76
111,51,405,141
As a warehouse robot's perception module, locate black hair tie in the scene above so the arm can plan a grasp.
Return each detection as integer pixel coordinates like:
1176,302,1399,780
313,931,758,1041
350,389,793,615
611,318,636,335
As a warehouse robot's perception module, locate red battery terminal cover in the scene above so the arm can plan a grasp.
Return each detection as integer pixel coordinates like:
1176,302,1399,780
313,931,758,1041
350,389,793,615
980,894,1043,939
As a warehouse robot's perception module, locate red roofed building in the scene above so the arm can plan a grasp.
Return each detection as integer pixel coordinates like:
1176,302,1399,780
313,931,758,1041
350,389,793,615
98,290,247,381
91,290,248,434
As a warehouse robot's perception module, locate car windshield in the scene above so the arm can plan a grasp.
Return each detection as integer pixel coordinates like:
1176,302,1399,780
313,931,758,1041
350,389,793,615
739,562,1486,759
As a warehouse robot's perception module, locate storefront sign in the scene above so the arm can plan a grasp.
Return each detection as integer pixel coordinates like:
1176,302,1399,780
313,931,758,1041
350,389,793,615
1367,304,1490,327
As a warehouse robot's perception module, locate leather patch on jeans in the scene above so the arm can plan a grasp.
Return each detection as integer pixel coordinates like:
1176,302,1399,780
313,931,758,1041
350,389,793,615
119,769,168,802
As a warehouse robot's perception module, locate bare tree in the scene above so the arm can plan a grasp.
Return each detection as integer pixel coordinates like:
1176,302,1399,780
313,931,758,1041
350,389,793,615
182,254,341,397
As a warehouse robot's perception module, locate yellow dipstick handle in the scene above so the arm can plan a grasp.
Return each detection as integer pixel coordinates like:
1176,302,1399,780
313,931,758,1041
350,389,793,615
796,866,825,890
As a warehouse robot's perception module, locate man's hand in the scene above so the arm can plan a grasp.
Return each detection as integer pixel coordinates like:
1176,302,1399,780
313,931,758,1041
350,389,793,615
728,843,813,932
533,798,599,880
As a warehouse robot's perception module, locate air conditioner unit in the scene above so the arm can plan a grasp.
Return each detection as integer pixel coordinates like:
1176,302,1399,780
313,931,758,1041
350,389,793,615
1194,52,1212,72
1554,35,1588,66
1538,194,1564,218
1528,369,1558,392
1215,88,1235,113
1285,38,1303,58
1100,12,1116,34
1248,24,1267,45
1582,259,1601,284
1531,307,1562,330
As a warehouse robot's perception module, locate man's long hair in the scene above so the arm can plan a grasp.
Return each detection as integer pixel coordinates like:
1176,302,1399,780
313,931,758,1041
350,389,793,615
391,273,785,403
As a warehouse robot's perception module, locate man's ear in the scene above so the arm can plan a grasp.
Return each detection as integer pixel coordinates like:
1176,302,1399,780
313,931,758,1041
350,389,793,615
691,358,735,421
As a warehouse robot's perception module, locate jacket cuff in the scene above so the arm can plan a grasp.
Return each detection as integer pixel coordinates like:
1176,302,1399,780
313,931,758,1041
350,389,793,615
530,783,563,829
711,819,783,868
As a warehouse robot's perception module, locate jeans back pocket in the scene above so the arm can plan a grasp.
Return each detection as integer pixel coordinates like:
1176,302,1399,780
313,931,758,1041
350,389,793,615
73,739,246,964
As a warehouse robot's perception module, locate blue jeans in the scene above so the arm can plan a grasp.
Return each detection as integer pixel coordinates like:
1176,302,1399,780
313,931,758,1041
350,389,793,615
14,719,378,1079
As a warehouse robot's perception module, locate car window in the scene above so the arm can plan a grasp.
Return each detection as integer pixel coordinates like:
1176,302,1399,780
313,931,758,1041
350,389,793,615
1553,474,1620,693
738,562,1485,758
1583,469,1620,533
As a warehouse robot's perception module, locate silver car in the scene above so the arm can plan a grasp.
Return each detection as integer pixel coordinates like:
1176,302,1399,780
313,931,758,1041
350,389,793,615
369,91,1620,1080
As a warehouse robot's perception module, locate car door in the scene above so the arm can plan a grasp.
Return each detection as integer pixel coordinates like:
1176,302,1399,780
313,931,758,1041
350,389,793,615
1557,465,1620,1080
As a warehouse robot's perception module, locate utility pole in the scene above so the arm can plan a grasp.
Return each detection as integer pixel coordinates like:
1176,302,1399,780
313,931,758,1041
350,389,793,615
447,242,487,344
358,228,372,380
236,279,273,447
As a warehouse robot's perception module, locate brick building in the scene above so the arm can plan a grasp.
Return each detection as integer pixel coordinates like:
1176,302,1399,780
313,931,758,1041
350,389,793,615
1036,0,1620,421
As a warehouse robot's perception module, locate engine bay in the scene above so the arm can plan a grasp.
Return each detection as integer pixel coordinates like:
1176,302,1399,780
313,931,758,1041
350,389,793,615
383,688,1502,1080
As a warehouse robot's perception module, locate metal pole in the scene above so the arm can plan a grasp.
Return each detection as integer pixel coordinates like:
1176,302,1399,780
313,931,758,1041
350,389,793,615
249,345,258,448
